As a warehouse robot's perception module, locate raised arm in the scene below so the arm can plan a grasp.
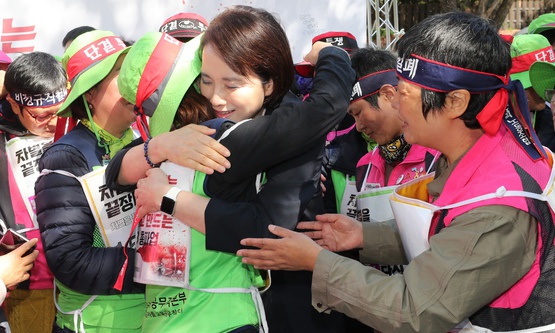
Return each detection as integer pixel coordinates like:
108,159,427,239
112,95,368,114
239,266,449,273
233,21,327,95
211,45,355,182
132,45,355,252
108,44,355,190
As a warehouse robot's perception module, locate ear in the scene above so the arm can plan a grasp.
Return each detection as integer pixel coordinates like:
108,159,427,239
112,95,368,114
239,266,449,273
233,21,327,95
379,84,397,101
4,95,20,114
84,89,95,105
445,89,470,119
263,79,274,97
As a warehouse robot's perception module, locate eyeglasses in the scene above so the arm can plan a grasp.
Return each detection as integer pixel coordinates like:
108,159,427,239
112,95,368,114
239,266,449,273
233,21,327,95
545,89,555,102
23,107,56,123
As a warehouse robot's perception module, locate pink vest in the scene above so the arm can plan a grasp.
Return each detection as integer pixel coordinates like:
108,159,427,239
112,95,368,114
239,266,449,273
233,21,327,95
431,125,555,330
356,145,438,187
8,158,54,290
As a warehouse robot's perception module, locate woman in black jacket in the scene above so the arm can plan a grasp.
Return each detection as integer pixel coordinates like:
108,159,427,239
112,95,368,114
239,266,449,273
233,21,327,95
107,6,356,333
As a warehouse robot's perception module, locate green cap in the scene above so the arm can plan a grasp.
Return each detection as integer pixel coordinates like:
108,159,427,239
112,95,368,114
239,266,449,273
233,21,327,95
58,30,130,117
528,13,555,35
530,61,555,100
118,32,202,136
509,34,554,89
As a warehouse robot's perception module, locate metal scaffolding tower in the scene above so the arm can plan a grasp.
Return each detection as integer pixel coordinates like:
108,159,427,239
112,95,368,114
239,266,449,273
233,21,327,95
367,0,403,50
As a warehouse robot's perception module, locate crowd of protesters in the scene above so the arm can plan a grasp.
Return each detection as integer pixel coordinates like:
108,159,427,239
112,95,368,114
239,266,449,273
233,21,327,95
1,6,555,333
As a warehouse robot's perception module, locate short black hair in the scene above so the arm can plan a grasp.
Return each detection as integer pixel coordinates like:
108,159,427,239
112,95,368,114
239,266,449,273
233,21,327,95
62,26,96,48
540,29,555,45
350,48,397,108
395,12,511,130
5,52,67,96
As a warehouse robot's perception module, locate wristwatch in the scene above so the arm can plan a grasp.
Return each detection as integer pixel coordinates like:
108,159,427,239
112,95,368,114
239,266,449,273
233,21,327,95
160,186,181,216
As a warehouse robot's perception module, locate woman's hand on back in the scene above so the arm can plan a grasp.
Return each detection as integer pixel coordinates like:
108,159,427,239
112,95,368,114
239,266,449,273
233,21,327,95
150,124,231,175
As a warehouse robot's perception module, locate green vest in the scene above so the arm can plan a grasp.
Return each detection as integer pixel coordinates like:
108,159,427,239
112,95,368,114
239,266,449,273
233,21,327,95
55,281,145,333
55,224,145,332
141,171,265,332
331,170,349,212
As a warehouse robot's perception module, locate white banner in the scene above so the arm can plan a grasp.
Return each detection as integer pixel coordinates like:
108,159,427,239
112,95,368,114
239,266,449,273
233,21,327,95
5,135,52,228
134,162,193,288
79,166,137,248
41,166,138,247
1,0,367,63
185,0,367,62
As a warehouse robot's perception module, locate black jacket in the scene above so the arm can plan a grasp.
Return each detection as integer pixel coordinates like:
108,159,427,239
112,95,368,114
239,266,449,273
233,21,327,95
35,124,143,295
321,126,370,213
107,47,356,254
534,106,555,152
202,47,355,253
106,46,355,333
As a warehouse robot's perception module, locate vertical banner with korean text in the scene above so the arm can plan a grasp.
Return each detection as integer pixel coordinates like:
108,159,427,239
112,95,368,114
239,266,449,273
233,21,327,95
134,162,193,288
5,135,53,228
79,166,137,248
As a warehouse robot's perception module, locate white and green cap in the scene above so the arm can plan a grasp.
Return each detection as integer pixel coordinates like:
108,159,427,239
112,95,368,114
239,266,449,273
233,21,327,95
58,30,130,117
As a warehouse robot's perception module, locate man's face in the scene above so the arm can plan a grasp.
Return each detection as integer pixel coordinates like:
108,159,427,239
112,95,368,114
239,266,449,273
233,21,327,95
392,78,448,151
8,98,59,138
348,90,403,146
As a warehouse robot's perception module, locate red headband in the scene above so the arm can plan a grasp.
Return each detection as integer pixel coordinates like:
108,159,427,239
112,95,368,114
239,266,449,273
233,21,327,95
135,34,181,117
66,36,127,85
509,46,555,75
